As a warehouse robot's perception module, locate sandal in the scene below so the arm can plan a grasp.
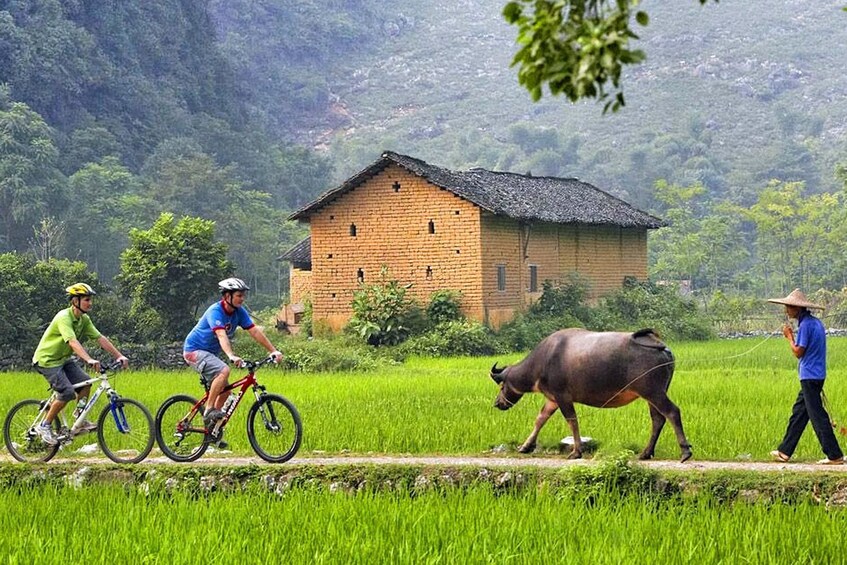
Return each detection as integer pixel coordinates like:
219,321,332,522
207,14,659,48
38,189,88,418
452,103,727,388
770,450,790,462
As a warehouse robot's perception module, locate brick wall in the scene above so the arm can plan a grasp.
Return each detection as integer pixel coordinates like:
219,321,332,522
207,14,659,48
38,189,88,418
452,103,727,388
479,217,649,327
309,164,484,331
572,225,647,298
289,267,312,305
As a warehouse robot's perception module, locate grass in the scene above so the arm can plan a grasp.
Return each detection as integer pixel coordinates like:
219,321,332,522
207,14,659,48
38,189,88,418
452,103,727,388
1,482,845,563
2,336,847,463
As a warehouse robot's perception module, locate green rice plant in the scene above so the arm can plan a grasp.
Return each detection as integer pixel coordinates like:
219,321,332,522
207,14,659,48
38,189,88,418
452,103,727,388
0,483,844,563
2,337,846,463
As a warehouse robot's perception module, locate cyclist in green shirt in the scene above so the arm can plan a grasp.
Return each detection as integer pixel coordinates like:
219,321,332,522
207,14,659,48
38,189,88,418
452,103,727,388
32,283,129,445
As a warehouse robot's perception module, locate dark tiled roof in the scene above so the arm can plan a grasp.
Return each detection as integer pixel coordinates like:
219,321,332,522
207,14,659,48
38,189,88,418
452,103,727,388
279,236,311,264
289,151,664,228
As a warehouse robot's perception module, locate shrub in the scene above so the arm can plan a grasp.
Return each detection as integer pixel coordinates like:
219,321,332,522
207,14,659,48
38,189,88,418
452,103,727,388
300,298,313,337
495,312,585,352
495,275,592,352
807,288,847,329
704,290,773,333
593,278,714,341
398,320,501,357
347,267,420,346
235,332,393,372
426,289,463,326
528,275,592,322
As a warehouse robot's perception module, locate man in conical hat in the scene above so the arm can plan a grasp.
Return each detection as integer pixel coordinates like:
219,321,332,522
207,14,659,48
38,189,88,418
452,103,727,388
767,289,844,465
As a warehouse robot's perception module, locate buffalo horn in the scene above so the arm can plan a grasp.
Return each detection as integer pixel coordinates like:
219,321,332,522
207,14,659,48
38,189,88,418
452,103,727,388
490,363,504,383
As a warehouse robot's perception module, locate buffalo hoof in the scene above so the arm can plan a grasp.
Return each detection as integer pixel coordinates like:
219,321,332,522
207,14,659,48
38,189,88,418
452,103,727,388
680,447,693,463
517,442,536,454
638,451,654,461
567,450,582,460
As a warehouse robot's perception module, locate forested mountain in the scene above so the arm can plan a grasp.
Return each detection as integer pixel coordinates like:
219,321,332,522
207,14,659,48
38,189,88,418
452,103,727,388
209,0,847,207
0,0,331,300
3,0,847,304
203,0,847,296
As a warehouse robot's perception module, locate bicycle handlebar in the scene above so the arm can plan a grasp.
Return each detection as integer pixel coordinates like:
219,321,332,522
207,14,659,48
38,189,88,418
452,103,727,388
240,356,276,371
99,359,125,374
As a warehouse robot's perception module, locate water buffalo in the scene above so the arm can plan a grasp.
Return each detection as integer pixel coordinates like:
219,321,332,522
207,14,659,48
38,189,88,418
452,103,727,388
491,328,692,462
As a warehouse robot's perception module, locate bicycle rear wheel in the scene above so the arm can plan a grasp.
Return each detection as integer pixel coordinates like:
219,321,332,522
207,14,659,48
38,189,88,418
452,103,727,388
97,397,155,464
3,399,60,463
155,395,209,462
247,394,302,463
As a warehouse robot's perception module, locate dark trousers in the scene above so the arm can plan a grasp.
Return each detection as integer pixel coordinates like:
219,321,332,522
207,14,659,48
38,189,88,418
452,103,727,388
778,379,844,460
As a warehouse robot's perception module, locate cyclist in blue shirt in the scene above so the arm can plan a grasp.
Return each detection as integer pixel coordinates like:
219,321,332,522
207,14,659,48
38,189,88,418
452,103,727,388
183,278,282,428
768,289,844,465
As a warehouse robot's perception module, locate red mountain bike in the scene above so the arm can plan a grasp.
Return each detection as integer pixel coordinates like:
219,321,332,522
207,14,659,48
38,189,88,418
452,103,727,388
154,357,302,463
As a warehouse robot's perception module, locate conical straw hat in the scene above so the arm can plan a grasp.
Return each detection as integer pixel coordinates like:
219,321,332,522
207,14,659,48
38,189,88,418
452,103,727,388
767,288,824,309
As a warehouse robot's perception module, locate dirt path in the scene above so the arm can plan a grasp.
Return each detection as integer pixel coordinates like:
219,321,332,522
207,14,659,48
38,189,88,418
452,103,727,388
149,455,847,472
4,452,845,472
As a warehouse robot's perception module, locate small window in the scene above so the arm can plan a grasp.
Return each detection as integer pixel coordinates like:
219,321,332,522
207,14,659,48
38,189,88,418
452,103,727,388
496,265,506,291
425,266,433,280
329,215,334,220
428,220,435,234
357,268,364,283
349,223,357,237
393,181,401,192
327,253,333,259
529,265,538,292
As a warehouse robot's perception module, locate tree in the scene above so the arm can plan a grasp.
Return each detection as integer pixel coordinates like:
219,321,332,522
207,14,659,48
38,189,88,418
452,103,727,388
0,252,98,356
740,181,847,293
118,213,232,341
29,216,65,261
0,87,66,251
66,157,151,280
502,0,715,112
648,180,749,293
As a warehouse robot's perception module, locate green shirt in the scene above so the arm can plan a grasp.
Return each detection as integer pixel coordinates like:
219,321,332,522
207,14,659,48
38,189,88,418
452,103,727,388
32,308,102,368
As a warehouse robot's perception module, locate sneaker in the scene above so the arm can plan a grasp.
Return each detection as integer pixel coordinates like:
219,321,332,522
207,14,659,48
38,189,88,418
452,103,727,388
214,440,229,450
203,409,225,428
770,450,790,462
817,456,845,465
35,423,58,446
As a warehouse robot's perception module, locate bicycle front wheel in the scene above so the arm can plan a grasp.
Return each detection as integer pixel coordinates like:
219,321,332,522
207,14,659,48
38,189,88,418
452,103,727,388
155,395,209,462
247,394,302,463
97,397,155,464
3,399,60,463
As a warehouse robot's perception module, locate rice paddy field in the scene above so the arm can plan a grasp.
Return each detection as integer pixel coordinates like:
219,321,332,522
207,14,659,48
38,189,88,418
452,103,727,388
3,335,847,462
2,336,847,563
1,482,846,563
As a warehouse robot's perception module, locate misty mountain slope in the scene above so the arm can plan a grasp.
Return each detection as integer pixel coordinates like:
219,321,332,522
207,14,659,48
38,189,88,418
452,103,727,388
211,0,847,206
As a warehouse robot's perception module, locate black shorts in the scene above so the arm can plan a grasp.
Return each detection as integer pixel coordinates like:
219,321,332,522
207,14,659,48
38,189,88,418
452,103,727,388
35,360,90,402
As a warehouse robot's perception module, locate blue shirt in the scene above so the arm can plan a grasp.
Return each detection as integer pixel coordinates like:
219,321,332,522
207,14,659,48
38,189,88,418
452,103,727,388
795,310,826,380
183,300,255,354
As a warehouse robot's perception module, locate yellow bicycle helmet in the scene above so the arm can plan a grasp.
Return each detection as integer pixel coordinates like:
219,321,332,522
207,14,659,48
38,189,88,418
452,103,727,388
66,283,97,297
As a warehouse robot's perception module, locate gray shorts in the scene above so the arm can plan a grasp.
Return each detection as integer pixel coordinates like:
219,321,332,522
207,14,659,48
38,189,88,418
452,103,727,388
36,360,90,402
183,350,227,390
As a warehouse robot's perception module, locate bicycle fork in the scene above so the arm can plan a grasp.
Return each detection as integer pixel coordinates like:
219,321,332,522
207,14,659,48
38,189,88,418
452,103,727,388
107,392,131,434
255,393,281,433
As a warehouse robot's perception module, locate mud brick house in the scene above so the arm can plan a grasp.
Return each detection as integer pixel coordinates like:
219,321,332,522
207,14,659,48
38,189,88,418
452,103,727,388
280,151,664,333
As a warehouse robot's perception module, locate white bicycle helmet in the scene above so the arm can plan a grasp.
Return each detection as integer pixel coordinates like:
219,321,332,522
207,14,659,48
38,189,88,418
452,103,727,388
218,277,250,293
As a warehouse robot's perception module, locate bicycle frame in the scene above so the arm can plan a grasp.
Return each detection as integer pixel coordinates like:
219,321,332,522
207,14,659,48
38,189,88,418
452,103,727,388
31,362,128,442
181,358,274,438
